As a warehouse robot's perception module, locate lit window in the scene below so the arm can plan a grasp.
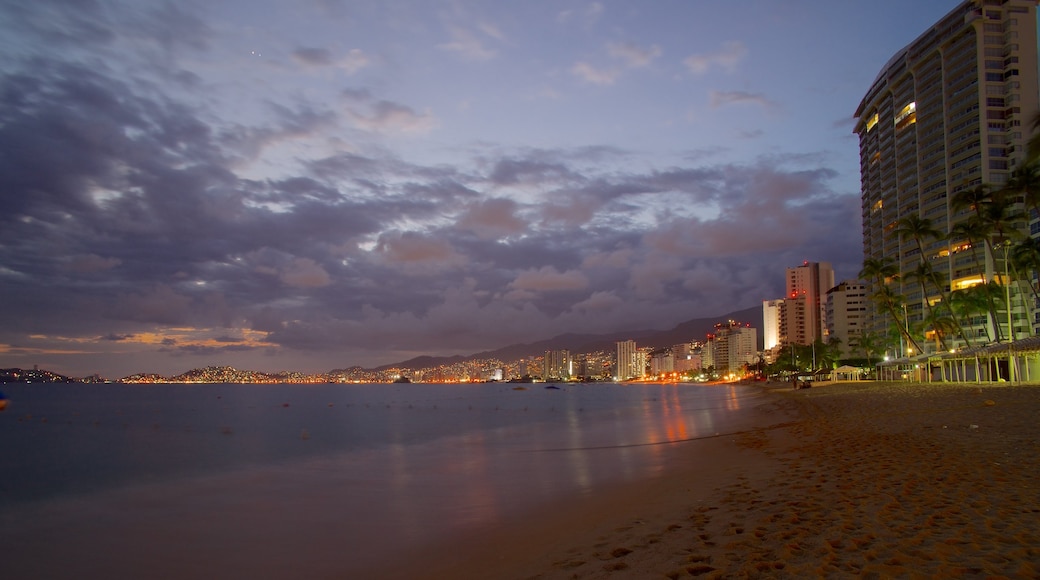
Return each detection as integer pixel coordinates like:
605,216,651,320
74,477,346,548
895,102,916,130
866,112,879,132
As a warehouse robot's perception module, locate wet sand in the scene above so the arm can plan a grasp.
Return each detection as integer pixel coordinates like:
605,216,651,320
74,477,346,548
402,381,1040,579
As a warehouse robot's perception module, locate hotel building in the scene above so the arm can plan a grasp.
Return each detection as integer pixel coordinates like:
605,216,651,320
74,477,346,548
854,0,1040,353
826,280,869,357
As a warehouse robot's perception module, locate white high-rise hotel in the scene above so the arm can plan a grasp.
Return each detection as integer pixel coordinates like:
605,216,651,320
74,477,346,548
855,0,1040,351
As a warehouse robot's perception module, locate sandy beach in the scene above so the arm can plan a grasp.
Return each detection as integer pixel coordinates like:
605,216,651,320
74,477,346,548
399,381,1040,579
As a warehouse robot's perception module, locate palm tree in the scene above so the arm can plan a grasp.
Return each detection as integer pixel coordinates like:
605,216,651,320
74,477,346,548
904,261,949,350
857,331,885,368
869,283,924,356
947,187,1026,343
893,214,967,339
860,257,925,355
1003,162,1040,225
1011,237,1040,308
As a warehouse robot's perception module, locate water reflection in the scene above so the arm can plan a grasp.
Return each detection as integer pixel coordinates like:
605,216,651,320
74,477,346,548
0,383,771,578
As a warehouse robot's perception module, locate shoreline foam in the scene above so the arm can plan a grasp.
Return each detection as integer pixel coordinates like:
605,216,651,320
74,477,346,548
397,381,1040,579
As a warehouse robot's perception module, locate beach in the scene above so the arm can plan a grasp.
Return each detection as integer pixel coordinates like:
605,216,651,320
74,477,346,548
404,381,1040,579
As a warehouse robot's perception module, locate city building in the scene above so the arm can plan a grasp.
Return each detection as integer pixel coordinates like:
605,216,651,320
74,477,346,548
786,261,835,345
672,342,703,373
826,280,868,357
543,350,572,380
649,350,674,376
855,0,1040,354
614,340,641,381
762,299,784,351
702,321,758,375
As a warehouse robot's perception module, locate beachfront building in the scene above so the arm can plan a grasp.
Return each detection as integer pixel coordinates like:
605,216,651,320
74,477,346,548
703,321,758,376
543,349,572,380
826,280,868,357
762,299,783,351
614,340,641,381
649,350,674,376
672,342,703,372
786,261,835,345
855,0,1040,356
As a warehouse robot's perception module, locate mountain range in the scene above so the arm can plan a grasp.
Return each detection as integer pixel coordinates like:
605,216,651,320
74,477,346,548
373,305,762,371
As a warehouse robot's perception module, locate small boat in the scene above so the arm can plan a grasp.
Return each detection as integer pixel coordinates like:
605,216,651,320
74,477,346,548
544,384,561,390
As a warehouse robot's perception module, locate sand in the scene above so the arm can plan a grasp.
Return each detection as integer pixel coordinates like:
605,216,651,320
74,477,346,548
398,381,1040,579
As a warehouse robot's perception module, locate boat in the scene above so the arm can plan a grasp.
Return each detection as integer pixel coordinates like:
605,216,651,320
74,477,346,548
544,384,561,390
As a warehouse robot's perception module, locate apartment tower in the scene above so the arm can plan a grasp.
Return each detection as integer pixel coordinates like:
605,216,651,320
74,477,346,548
786,261,835,345
855,0,1040,353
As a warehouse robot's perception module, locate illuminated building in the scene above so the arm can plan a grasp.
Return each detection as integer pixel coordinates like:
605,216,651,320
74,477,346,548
855,0,1040,351
543,349,572,380
614,340,641,381
786,261,835,345
702,321,758,374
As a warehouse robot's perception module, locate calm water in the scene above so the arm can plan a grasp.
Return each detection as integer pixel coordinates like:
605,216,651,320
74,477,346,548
0,382,778,578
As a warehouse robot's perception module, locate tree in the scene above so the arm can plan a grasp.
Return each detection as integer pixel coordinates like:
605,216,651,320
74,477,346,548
893,214,969,346
1003,162,1040,227
857,331,886,369
859,257,924,355
904,261,949,351
1011,237,1040,309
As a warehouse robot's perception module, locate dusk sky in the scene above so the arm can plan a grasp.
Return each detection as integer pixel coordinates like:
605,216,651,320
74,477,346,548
1,0,962,378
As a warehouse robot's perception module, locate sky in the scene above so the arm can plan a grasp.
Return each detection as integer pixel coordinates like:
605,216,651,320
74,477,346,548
0,0,964,378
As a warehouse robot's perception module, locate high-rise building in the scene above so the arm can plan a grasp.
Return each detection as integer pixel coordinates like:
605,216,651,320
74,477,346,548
543,349,572,380
649,350,674,376
826,280,868,357
614,340,640,381
671,342,703,372
762,299,784,351
703,321,758,374
855,0,1040,352
785,261,835,345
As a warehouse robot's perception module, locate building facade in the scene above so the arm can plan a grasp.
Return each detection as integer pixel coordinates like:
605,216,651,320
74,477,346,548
785,261,835,346
614,340,641,381
855,0,1040,353
703,321,758,375
826,280,868,357
543,349,572,380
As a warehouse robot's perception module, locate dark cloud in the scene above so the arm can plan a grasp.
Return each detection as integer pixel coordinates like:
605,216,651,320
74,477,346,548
0,2,863,378
292,47,334,66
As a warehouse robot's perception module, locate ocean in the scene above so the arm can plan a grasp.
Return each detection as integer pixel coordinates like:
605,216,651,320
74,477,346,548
0,382,778,578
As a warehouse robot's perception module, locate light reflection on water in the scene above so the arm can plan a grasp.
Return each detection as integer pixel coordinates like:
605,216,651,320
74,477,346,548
0,382,774,578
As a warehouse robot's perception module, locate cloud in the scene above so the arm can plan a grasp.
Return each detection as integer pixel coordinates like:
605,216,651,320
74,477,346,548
455,198,527,240
571,290,623,313
709,90,777,110
63,254,122,273
341,90,437,134
571,62,619,85
438,23,501,61
292,47,334,65
509,266,589,292
292,47,370,74
0,3,864,377
684,41,747,74
607,42,661,68
280,257,331,288
376,231,465,271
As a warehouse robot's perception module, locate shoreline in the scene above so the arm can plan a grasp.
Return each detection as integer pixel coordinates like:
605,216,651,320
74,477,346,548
395,381,1040,579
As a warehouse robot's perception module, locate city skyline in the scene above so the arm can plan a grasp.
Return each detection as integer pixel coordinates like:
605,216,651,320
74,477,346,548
0,1,962,378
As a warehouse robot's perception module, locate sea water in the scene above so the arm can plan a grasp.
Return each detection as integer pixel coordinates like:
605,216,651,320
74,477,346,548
0,382,776,578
